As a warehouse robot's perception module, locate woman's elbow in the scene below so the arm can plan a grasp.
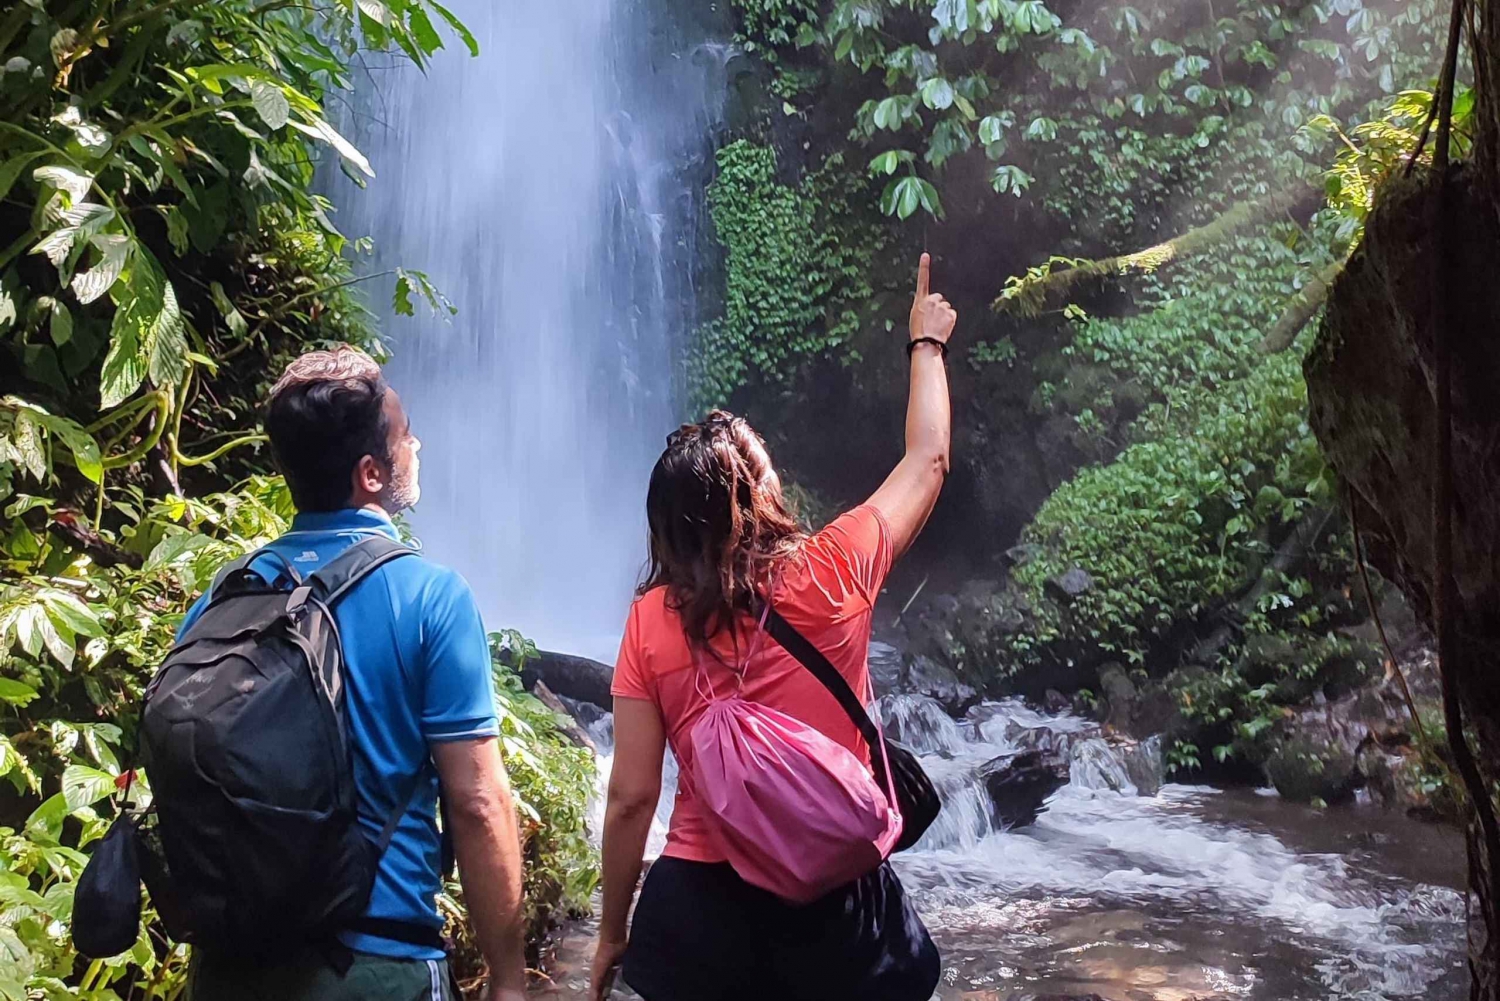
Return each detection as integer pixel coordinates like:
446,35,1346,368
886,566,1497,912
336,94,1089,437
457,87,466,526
607,783,659,821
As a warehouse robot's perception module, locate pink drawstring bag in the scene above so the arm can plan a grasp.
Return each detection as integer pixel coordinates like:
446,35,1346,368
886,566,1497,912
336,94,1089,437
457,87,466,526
685,605,902,904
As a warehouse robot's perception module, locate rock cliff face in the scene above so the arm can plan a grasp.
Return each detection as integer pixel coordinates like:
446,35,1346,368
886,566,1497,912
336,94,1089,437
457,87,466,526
1305,161,1500,995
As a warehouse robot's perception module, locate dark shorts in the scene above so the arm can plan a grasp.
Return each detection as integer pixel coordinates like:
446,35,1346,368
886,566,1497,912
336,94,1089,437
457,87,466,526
622,857,941,1001
187,948,457,1001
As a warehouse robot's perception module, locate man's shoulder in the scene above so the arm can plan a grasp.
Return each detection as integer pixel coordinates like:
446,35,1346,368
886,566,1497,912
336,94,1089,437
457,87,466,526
375,547,476,606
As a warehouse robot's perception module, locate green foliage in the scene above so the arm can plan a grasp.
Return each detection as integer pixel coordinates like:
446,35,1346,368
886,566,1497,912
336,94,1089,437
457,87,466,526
743,0,1443,226
1301,85,1477,253
690,141,888,407
477,632,599,958
0,475,292,1000
0,3,599,996
0,0,462,498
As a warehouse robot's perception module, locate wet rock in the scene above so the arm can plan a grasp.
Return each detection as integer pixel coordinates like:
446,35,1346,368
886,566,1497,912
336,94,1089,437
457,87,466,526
1097,664,1181,740
521,650,614,710
868,641,908,692
982,750,1069,827
899,579,1032,691
1265,734,1362,804
1043,689,1072,713
1044,567,1094,601
1070,736,1164,796
906,654,980,716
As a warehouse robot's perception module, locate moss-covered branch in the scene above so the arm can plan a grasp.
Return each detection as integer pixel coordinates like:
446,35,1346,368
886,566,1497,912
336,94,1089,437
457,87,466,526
993,189,1309,317
1257,262,1343,354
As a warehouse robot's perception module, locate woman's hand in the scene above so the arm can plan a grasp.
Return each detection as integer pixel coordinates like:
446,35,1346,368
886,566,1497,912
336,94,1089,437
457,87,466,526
590,935,628,1000
908,252,957,346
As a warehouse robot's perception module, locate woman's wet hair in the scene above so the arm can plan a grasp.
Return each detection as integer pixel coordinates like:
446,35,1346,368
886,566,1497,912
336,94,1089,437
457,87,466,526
265,346,391,512
642,410,806,650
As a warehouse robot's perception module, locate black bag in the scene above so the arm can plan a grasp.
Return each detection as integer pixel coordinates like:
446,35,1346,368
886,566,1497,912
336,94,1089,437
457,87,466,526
72,813,142,959
137,536,420,958
764,608,941,853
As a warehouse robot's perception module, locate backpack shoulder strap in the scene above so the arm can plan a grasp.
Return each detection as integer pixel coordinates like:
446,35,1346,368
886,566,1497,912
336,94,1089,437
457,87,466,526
208,548,305,598
763,606,885,762
306,535,416,607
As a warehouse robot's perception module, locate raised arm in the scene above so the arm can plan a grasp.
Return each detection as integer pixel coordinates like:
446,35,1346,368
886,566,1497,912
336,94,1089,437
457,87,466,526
865,252,957,557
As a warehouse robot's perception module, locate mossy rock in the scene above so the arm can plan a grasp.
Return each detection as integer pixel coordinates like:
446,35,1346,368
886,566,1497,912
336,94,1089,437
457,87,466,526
1265,736,1361,804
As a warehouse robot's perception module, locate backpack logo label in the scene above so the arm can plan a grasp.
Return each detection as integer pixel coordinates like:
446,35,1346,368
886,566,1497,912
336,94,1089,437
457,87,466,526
295,550,319,563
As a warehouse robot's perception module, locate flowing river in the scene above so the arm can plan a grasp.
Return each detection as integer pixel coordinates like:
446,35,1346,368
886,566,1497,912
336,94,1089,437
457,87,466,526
545,644,1468,1001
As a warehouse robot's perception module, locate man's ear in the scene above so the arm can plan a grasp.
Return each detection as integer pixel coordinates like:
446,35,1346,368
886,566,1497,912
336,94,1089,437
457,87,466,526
352,453,385,500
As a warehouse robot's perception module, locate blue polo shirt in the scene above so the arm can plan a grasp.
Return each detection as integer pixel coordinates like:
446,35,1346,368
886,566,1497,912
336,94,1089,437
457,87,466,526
177,507,499,960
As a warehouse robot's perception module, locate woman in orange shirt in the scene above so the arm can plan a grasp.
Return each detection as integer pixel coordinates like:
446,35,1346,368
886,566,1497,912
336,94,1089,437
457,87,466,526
591,254,956,1001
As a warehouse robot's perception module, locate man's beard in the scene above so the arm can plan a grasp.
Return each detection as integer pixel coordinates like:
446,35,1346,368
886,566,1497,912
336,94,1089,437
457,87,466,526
381,456,421,514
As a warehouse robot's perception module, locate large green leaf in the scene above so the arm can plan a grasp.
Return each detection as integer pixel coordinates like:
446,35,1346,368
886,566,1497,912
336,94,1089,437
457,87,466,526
0,925,34,1001
32,164,93,203
289,115,374,177
0,679,38,707
62,764,117,813
249,78,290,130
41,589,103,639
99,311,147,407
920,77,955,110
100,251,167,406
145,280,188,388
0,733,39,793
428,0,479,56
14,403,103,484
70,232,132,304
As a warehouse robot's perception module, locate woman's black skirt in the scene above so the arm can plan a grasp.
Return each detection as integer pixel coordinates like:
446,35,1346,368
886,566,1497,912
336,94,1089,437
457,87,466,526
622,857,941,1001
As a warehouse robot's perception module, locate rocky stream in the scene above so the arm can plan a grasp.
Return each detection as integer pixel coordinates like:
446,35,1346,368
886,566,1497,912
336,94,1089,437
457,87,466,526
526,642,1467,1001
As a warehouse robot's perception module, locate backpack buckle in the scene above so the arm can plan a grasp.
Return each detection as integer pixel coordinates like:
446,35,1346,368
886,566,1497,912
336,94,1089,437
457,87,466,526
285,586,313,618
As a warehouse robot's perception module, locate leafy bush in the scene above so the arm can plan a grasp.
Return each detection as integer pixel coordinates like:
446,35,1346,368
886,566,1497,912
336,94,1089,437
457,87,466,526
0,2,598,997
690,141,890,407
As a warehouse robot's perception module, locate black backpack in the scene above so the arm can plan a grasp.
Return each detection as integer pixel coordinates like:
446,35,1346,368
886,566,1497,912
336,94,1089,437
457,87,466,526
137,534,424,958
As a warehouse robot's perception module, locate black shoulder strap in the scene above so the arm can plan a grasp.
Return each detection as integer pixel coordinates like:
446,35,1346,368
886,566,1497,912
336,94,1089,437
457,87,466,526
763,607,887,779
208,547,305,597
306,535,416,607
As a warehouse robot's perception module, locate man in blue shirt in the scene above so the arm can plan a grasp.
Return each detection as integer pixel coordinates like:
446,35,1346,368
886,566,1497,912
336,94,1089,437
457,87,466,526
184,347,527,1001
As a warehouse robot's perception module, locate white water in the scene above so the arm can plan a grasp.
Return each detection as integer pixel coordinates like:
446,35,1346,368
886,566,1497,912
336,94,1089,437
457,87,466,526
583,690,1466,999
337,0,728,659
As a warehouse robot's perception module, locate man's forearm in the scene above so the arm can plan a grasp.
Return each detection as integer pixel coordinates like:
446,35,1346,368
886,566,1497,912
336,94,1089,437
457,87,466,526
450,767,527,990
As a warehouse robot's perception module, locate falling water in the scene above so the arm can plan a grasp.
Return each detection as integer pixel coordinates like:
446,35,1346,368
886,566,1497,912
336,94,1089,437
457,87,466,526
336,0,729,656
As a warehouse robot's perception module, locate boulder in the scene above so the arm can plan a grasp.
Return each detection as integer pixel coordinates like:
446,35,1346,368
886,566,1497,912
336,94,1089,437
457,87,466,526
521,650,614,710
1266,736,1361,805
982,750,1069,828
867,641,908,692
905,654,979,716
1044,567,1094,601
1098,663,1180,740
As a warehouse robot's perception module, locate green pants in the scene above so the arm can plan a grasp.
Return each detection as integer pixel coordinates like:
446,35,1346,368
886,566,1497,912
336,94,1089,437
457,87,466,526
187,948,457,1001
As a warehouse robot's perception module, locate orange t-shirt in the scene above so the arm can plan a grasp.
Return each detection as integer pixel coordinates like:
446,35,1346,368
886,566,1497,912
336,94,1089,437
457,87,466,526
610,505,895,864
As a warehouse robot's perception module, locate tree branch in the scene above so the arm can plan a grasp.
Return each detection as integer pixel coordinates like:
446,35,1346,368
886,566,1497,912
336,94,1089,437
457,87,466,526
47,510,145,570
993,188,1311,316
1257,262,1343,354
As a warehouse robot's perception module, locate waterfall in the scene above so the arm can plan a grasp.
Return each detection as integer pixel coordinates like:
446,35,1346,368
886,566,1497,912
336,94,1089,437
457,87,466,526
335,0,729,657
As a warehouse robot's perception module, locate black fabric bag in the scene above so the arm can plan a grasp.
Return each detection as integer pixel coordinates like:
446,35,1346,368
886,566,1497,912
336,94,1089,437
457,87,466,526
763,608,941,853
72,813,143,959
137,536,420,958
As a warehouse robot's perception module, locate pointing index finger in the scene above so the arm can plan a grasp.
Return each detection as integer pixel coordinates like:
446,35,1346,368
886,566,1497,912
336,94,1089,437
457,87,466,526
916,252,930,300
